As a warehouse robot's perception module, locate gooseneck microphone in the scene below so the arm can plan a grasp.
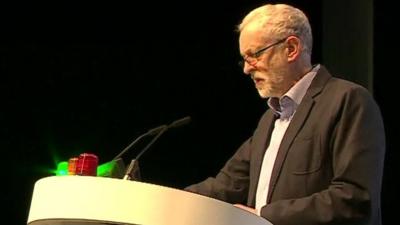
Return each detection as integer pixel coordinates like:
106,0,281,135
135,116,191,160
168,116,192,128
122,116,191,180
112,125,168,161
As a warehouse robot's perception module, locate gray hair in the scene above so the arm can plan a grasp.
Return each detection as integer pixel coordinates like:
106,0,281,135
238,4,313,58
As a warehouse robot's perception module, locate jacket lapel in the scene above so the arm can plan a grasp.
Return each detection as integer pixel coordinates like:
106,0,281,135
266,97,314,202
266,66,331,203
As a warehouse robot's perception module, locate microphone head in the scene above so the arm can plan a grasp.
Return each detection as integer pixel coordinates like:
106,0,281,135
168,116,191,128
147,125,168,135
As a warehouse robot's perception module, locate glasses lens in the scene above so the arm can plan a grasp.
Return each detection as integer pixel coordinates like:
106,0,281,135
238,57,257,69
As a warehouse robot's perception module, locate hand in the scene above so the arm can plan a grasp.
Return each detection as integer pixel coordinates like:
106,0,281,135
233,204,257,215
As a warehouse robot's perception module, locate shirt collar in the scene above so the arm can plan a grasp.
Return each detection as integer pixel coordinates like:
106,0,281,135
268,64,320,119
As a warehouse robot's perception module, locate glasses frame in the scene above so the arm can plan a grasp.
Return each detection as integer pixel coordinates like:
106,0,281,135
239,37,288,69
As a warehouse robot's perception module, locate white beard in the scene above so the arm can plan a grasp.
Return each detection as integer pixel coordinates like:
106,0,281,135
257,86,270,98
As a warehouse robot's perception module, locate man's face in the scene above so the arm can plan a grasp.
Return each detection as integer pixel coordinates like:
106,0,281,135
239,24,290,98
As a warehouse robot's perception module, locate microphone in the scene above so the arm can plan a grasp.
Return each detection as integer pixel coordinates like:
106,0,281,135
123,116,191,180
112,124,168,161
168,116,192,128
136,116,191,160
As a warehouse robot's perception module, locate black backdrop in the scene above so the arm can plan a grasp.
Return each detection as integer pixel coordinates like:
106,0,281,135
0,1,397,224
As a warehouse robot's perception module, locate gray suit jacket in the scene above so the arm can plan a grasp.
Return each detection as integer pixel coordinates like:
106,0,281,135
185,66,385,225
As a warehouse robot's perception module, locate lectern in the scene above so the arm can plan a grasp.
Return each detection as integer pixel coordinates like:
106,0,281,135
27,176,272,225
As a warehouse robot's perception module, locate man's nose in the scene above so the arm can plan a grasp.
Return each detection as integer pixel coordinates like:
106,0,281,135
243,61,257,75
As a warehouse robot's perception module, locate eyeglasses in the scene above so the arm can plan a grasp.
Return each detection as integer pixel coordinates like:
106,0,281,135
238,37,287,69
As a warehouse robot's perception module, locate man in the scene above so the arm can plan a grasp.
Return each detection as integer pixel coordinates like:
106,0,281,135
185,3,385,225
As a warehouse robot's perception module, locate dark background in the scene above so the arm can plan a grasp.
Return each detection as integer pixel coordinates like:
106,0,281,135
0,1,397,224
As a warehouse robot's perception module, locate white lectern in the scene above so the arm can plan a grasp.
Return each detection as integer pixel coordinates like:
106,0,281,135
27,176,272,225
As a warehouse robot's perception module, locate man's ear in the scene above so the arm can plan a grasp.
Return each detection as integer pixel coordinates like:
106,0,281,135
286,36,301,62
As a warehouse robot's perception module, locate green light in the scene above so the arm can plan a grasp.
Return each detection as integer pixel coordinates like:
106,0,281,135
52,160,117,177
97,161,116,177
55,161,69,176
